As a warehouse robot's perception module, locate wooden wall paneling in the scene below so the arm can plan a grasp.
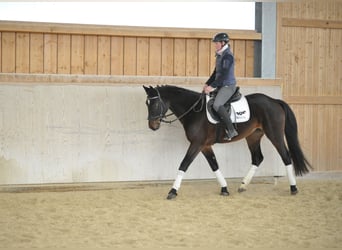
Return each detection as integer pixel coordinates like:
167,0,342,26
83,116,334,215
228,39,235,76
149,38,162,76
325,29,333,94
308,105,318,170
316,105,325,170
71,35,84,74
1,32,15,73
316,105,336,170
198,39,210,77
15,32,30,73
185,38,198,76
97,36,111,75
110,36,124,75
234,40,246,77
289,106,314,170
0,20,261,41
291,104,305,154
336,105,342,169
327,29,341,95
229,39,235,53
333,1,342,20
317,29,327,96
43,34,58,74
57,34,71,74
282,1,342,21
277,1,342,172
301,105,315,170
209,42,216,76
245,40,254,77
327,105,340,170
293,27,304,95
136,37,149,75
287,27,301,95
30,33,44,73
303,28,314,95
334,29,341,95
282,18,342,29
173,38,186,76
161,38,174,76
84,35,98,75
301,104,336,171
123,37,137,75
295,27,304,94
0,21,261,76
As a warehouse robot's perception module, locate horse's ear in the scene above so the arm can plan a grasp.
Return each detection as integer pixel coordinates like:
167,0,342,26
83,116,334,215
143,85,150,94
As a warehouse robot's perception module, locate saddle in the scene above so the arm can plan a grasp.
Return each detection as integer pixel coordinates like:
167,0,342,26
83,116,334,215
206,86,250,124
209,86,242,104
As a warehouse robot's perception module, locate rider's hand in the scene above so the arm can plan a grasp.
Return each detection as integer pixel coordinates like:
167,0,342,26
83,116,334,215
203,85,214,94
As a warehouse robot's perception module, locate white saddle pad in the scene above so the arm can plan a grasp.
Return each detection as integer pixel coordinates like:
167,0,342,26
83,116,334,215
206,95,250,124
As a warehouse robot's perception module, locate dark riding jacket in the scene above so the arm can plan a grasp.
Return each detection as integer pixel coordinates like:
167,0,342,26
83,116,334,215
206,45,236,88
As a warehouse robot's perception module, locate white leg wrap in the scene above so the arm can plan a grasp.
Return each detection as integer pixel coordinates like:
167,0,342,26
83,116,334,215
172,170,185,190
214,169,227,187
239,165,258,191
286,164,296,186
242,165,258,185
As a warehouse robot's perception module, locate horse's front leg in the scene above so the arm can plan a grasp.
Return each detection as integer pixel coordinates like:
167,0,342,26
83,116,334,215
167,142,202,200
202,146,229,196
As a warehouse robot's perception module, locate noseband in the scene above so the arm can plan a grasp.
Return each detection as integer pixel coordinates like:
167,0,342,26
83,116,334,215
146,89,204,124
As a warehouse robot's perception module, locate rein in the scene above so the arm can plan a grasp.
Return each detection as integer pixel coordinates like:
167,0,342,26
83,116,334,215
161,92,205,124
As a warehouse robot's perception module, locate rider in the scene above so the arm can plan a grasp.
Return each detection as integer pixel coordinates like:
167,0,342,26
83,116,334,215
203,32,238,140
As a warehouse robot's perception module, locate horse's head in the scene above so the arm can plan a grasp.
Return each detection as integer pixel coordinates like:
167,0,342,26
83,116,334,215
143,85,169,131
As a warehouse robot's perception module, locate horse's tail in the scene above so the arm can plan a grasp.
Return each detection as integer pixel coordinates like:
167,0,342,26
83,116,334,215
277,100,313,176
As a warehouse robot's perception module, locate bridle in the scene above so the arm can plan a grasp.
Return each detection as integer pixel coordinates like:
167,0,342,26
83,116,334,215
146,89,205,124
145,89,168,121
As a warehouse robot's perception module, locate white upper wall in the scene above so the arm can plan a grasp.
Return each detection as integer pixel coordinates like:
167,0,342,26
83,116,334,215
0,2,255,30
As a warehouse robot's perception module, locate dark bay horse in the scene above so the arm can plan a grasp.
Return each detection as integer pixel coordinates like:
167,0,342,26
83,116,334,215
143,85,312,200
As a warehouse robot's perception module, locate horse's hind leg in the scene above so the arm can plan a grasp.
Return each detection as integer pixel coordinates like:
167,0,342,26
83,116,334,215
263,119,298,195
238,129,264,192
202,146,229,196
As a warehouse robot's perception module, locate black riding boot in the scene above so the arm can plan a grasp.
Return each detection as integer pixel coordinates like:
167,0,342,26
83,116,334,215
217,106,238,140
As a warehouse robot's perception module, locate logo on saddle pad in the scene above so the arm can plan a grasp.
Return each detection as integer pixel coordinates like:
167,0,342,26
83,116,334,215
206,94,250,124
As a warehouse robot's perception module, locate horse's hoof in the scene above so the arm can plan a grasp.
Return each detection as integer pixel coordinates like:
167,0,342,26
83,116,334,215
238,187,247,193
290,185,298,195
167,188,177,200
220,187,230,196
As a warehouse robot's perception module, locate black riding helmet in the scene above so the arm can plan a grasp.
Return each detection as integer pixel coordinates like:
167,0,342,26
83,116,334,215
212,32,229,44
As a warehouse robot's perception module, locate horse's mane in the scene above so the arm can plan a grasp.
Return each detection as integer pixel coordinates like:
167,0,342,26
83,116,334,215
156,85,201,99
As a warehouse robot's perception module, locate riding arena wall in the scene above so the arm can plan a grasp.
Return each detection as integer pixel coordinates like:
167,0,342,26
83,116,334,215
277,1,341,172
0,21,259,77
0,0,341,184
0,21,278,185
0,74,284,185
